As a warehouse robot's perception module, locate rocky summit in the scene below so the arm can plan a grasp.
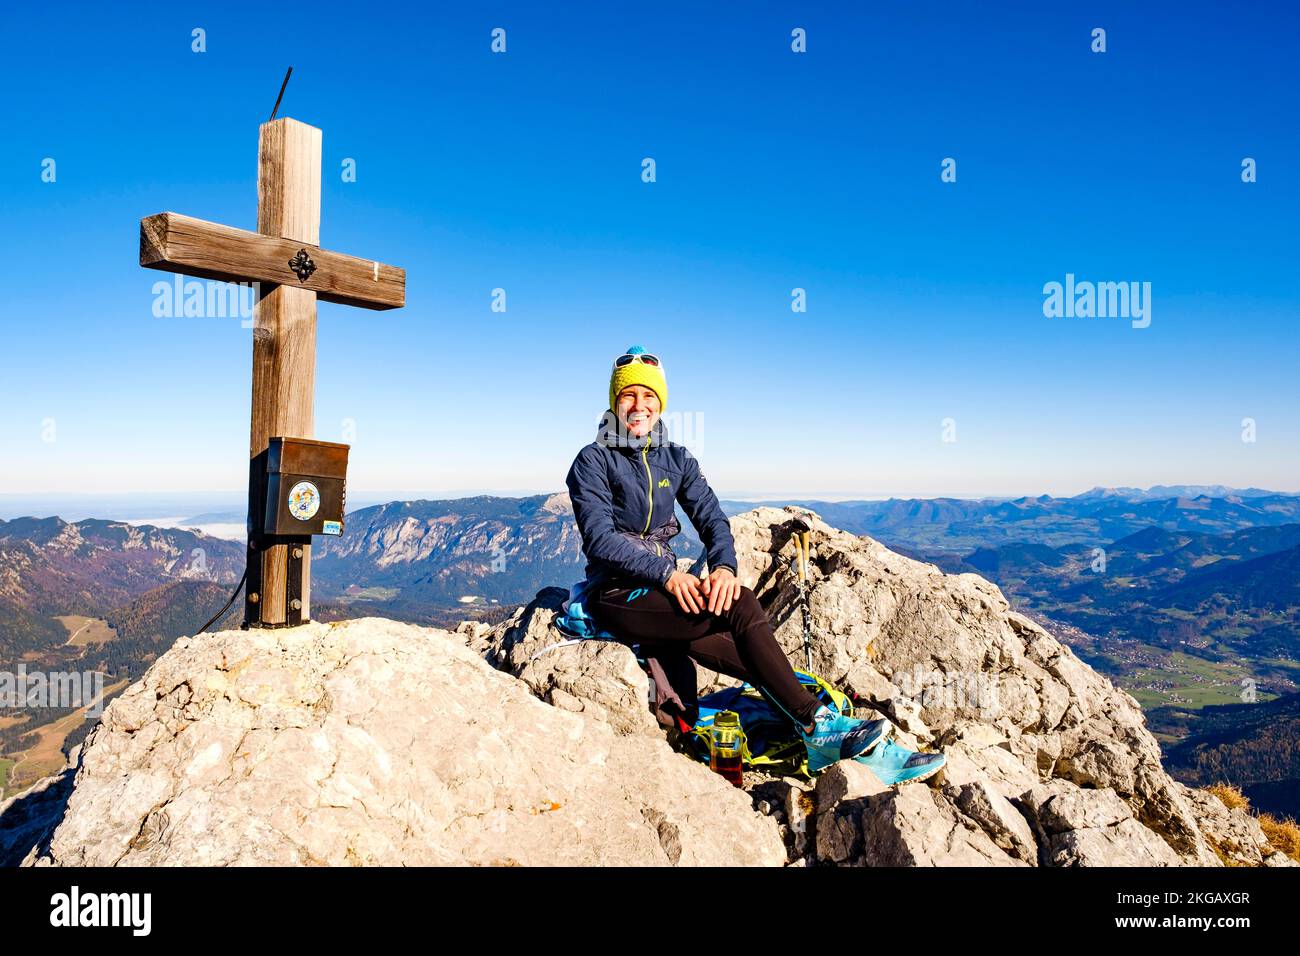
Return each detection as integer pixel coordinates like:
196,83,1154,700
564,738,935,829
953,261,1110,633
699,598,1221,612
2,505,1293,867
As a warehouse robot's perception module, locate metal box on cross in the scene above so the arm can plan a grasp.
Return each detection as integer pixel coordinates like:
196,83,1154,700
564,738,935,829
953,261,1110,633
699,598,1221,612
244,436,351,627
258,437,349,537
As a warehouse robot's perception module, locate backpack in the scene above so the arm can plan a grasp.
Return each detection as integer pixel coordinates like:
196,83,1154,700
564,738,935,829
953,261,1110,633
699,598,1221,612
685,670,855,780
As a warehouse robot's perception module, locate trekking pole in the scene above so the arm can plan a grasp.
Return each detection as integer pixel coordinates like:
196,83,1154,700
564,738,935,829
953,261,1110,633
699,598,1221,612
791,515,814,671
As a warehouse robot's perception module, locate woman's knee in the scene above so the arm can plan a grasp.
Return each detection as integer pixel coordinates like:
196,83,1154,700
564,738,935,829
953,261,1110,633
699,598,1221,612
728,585,765,620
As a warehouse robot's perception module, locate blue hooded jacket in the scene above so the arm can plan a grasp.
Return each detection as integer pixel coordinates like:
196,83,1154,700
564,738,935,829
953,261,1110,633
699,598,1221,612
565,411,738,590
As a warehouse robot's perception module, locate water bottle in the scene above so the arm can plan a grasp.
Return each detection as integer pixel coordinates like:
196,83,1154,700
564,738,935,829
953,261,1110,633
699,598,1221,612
709,710,745,787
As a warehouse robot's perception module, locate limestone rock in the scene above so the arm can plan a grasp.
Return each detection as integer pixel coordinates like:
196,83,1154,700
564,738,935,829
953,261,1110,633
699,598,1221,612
1016,782,1182,867
11,618,785,867
856,785,1027,867
814,760,889,813
483,587,662,737
946,779,1038,864
1178,784,1274,867
719,507,1228,865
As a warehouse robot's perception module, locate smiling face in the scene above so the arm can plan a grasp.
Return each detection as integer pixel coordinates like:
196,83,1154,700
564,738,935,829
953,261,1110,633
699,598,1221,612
615,385,661,437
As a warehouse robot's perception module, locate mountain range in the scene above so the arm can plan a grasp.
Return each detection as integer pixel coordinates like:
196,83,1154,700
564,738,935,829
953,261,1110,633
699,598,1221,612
310,494,594,619
0,517,243,654
752,491,1300,554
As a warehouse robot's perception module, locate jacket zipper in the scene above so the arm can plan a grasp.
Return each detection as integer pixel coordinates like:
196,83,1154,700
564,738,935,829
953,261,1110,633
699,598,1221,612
637,429,665,556
640,444,654,534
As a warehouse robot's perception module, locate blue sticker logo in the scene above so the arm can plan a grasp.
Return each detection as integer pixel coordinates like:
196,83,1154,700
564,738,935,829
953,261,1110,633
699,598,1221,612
322,520,342,536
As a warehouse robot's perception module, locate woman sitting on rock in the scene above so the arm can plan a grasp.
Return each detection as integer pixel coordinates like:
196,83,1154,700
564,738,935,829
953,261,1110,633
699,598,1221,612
565,345,922,775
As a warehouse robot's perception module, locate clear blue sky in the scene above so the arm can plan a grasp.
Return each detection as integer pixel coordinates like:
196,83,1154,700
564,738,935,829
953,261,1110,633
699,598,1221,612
2,1,1297,501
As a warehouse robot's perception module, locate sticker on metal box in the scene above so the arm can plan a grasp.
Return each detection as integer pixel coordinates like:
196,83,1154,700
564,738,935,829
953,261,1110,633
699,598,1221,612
287,481,321,521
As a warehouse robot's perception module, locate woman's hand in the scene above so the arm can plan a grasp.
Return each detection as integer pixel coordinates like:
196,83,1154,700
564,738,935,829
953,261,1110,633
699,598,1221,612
701,567,742,615
665,570,706,614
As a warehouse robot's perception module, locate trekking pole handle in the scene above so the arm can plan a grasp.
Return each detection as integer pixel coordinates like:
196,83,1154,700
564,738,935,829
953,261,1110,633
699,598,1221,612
790,515,813,582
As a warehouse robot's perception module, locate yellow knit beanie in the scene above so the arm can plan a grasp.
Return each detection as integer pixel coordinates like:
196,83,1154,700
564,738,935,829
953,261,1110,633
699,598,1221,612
608,345,668,413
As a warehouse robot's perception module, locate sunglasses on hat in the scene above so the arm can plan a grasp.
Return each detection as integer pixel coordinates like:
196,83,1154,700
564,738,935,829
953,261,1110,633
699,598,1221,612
613,352,662,369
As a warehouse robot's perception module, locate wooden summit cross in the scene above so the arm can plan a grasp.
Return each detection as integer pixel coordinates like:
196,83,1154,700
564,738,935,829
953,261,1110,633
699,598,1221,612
139,117,406,627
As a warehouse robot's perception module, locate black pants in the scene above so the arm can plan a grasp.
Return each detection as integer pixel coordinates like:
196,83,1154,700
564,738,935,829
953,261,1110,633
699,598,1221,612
589,577,823,728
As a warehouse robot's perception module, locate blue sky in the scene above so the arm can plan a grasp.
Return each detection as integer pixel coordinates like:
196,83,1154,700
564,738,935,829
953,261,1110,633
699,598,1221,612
1,1,1297,502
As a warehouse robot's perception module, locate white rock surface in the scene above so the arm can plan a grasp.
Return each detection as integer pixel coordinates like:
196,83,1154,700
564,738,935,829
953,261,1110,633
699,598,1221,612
12,618,784,866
